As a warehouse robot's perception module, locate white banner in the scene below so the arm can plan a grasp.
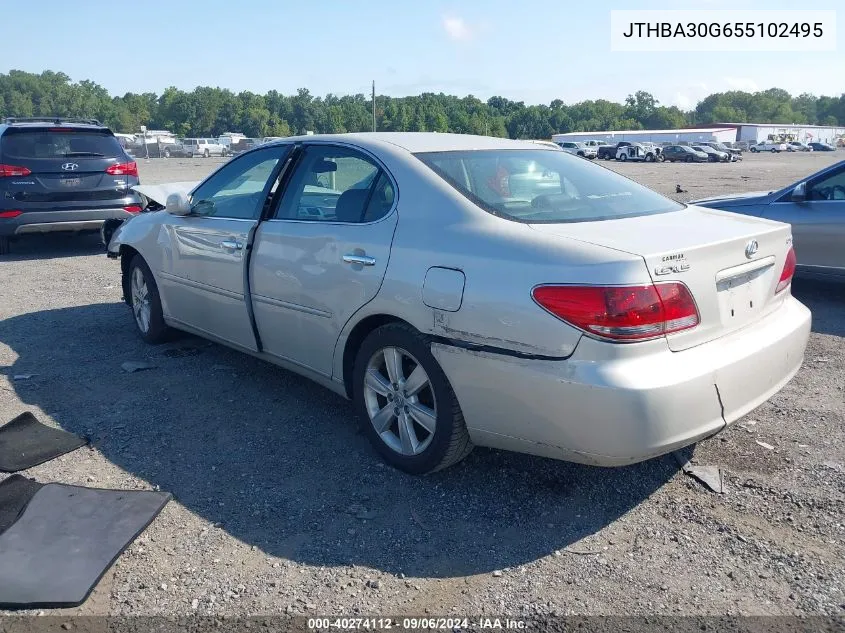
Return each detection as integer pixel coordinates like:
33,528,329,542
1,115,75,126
610,10,837,52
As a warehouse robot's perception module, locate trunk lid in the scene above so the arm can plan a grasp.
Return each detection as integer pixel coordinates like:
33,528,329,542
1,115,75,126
529,206,794,351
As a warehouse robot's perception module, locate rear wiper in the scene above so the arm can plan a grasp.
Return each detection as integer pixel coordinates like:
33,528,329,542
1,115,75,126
63,151,105,157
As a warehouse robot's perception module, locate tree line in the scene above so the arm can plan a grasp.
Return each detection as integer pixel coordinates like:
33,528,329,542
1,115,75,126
2,70,844,140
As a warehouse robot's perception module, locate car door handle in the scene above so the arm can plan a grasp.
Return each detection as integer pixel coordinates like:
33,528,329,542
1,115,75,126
342,254,376,266
220,240,243,250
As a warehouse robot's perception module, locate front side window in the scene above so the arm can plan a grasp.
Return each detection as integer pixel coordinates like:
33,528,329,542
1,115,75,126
416,149,681,223
808,166,845,201
189,145,289,219
275,145,395,223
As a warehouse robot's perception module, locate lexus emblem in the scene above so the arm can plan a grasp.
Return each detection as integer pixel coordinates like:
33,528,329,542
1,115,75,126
744,240,759,259
61,162,79,171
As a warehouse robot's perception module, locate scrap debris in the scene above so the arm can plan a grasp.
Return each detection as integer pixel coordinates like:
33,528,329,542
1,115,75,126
673,451,724,494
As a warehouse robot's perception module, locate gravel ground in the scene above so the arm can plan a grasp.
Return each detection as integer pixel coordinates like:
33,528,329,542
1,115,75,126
0,151,843,618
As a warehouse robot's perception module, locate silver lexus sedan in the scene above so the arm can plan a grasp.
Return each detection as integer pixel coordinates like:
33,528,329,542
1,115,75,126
107,133,811,474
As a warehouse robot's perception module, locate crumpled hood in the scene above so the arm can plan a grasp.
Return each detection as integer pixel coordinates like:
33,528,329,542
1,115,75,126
132,181,199,206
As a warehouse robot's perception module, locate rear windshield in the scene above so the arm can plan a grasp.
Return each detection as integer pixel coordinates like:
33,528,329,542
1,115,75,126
415,149,683,223
1,128,124,159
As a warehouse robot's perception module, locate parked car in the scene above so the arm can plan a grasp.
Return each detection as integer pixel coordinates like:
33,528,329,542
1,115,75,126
181,138,226,158
582,140,613,150
787,142,813,152
693,159,845,280
597,141,630,160
750,141,788,153
0,117,143,255
105,132,809,474
692,145,730,163
662,145,709,163
615,143,661,162
808,142,835,152
557,141,597,159
701,141,742,160
230,137,262,156
161,140,191,158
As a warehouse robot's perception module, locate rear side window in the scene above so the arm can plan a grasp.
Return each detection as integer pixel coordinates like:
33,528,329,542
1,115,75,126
416,149,682,223
1,129,124,159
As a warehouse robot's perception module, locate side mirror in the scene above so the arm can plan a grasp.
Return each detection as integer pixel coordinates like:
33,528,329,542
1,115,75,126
791,182,807,203
165,192,191,215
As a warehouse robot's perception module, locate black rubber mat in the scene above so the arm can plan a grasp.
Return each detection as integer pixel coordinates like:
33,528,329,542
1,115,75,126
0,411,88,472
0,482,171,609
0,475,43,535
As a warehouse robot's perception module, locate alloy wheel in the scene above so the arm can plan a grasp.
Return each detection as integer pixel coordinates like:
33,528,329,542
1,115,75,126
131,267,151,334
363,346,437,456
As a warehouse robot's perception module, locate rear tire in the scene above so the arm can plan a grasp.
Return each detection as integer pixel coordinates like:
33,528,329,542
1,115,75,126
771,148,778,153
619,154,627,161
0,236,10,255
163,148,171,158
127,255,171,344
645,154,654,163
353,323,473,474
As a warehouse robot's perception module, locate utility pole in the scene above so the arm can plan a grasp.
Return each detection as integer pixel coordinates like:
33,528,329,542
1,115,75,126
372,81,376,132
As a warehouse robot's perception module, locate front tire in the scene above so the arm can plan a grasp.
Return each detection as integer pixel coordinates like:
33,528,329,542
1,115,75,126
619,154,627,161
128,255,171,344
0,236,10,255
353,323,472,474
685,155,693,163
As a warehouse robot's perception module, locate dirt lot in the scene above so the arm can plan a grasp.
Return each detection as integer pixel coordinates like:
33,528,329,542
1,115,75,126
0,151,843,618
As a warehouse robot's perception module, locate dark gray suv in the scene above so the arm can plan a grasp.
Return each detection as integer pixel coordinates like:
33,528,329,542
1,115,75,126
0,117,144,254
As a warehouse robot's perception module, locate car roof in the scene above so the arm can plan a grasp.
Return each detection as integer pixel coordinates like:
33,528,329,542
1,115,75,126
0,121,111,135
272,132,549,153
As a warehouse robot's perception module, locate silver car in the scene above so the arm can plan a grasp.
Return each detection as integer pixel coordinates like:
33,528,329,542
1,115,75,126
693,159,845,280
107,133,810,474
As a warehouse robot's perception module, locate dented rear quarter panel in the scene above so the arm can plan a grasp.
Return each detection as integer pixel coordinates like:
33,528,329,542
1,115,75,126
330,143,655,379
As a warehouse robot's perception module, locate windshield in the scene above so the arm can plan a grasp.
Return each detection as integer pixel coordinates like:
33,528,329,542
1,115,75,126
415,149,683,223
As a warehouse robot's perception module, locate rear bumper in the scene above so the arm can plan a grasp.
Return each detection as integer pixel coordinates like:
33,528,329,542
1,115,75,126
0,208,139,236
432,295,811,466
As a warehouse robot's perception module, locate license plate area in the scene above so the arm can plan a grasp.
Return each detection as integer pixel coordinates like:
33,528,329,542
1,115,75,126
59,177,82,187
716,265,772,327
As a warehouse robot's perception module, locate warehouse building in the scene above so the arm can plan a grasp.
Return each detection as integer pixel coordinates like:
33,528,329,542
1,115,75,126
551,127,736,145
708,122,845,145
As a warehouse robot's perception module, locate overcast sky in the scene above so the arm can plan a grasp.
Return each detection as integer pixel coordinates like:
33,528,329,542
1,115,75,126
6,0,843,108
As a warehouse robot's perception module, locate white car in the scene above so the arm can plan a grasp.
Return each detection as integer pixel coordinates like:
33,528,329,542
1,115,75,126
750,141,788,153
182,138,227,158
106,133,810,474
556,141,597,159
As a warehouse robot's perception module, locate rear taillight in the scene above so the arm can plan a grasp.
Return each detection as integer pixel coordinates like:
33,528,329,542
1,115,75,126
0,210,23,218
532,282,700,342
105,161,138,177
123,205,142,213
0,164,32,177
776,247,796,294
